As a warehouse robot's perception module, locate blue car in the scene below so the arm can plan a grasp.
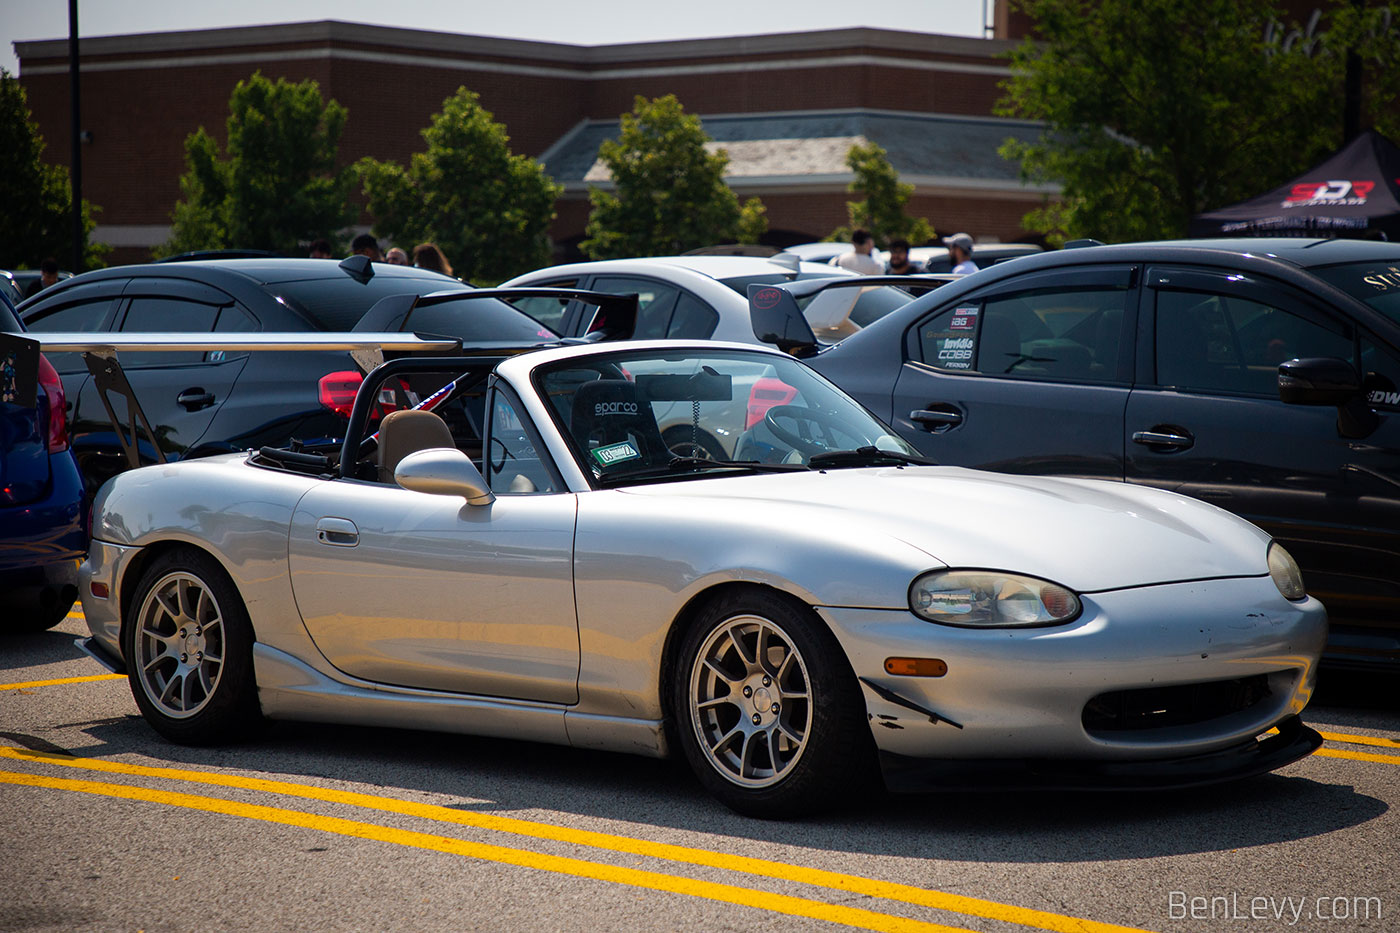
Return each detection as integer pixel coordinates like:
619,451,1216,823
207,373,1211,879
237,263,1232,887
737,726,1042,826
1,289,86,632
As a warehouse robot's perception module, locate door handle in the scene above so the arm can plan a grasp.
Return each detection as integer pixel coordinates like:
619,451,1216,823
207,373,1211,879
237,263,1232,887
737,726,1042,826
1132,428,1194,450
910,407,964,430
176,388,216,411
315,517,359,547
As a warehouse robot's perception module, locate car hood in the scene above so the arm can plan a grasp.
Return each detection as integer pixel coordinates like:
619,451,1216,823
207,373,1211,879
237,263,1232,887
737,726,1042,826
617,466,1273,593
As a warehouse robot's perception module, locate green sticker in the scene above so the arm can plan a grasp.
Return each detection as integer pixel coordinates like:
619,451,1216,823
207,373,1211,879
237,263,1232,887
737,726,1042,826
591,441,640,467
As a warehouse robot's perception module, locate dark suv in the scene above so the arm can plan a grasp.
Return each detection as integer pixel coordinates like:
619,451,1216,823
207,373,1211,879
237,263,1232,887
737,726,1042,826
1,292,85,632
19,259,554,491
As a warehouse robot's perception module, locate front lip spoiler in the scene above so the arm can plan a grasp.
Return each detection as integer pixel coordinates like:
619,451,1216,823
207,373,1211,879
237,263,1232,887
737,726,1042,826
74,636,126,675
879,715,1323,793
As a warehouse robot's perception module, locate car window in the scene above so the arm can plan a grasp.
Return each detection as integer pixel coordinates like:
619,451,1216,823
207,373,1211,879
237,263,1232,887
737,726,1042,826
271,274,534,333
21,298,117,373
1155,290,1353,395
1311,261,1400,326
119,296,221,366
206,303,259,362
918,287,1128,382
486,389,558,495
590,277,679,339
507,279,578,333
667,292,718,339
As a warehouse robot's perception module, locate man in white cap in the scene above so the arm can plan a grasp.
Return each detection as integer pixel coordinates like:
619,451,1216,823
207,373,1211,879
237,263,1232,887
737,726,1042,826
947,233,978,275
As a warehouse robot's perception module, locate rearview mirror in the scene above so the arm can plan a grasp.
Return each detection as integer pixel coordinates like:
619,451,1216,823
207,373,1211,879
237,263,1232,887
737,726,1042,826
395,448,495,505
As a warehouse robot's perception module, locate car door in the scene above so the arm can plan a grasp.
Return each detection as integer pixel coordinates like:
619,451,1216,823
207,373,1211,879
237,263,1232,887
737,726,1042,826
1125,266,1400,649
286,386,579,703
72,280,252,466
889,265,1137,478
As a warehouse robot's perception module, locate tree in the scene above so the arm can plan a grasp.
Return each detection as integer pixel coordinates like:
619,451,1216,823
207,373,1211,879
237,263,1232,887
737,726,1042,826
0,70,104,270
828,141,934,245
162,72,355,256
996,0,1349,244
357,88,560,284
582,95,767,259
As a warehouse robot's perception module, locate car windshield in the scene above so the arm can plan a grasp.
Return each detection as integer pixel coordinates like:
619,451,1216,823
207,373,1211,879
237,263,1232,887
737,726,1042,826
1311,261,1400,326
718,273,915,336
535,348,918,486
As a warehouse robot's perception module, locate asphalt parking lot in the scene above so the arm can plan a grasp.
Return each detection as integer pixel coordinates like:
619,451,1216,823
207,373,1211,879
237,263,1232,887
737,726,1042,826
2,609,1396,933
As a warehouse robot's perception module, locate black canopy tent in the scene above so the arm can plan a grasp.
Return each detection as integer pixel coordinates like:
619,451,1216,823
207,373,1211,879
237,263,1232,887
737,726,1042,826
1190,130,1400,240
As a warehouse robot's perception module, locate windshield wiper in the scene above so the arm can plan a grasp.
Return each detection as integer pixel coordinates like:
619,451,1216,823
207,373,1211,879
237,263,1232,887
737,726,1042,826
807,446,938,469
596,456,809,487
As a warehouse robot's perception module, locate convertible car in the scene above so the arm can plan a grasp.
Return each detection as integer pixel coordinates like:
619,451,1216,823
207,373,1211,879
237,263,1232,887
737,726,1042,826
77,340,1327,815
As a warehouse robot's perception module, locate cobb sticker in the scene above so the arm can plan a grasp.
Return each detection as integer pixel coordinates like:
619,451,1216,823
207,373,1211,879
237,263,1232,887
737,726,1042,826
937,336,975,368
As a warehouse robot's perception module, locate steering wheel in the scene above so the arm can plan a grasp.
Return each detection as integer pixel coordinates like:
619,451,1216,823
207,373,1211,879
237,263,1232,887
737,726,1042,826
762,405,858,455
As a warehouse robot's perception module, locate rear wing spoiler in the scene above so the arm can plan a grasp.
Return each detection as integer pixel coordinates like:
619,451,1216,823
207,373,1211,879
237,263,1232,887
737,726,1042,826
24,331,461,471
747,275,958,357
356,287,640,343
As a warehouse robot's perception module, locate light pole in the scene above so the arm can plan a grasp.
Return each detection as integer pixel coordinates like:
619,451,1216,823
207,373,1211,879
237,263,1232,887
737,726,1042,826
68,0,82,272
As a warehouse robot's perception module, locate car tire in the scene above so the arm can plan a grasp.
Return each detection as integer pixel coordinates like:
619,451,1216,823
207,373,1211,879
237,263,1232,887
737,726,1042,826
3,595,75,634
671,588,875,818
123,548,262,745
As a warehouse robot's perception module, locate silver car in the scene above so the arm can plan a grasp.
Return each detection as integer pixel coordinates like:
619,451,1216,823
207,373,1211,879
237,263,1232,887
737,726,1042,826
78,341,1327,816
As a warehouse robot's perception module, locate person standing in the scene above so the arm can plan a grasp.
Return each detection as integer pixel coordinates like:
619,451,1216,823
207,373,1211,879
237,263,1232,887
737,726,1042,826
308,239,333,259
884,239,923,275
947,233,979,275
412,243,454,278
24,258,61,298
384,247,409,265
833,229,882,275
350,233,382,262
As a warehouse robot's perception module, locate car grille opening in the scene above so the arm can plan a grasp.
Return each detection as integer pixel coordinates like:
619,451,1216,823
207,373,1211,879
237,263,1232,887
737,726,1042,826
1082,674,1273,734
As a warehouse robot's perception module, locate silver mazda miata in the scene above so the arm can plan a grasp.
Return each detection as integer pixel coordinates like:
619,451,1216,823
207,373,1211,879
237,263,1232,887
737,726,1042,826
78,340,1327,815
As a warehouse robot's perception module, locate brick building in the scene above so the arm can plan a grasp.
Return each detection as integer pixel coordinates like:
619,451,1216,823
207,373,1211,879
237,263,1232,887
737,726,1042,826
15,21,1056,266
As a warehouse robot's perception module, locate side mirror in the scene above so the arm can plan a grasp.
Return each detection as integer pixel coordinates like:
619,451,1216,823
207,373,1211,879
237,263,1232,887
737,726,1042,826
1277,357,1361,406
395,448,495,506
1278,357,1378,439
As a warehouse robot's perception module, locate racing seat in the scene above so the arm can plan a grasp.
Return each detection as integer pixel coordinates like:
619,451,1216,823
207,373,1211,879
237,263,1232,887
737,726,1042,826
569,379,669,468
376,409,456,483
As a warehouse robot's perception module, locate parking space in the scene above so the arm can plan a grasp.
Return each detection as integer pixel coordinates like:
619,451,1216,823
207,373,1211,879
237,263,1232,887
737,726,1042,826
1,610,1395,933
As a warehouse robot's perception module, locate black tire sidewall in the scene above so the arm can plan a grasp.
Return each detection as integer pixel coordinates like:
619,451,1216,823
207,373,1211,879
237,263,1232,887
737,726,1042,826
123,548,261,744
671,588,874,818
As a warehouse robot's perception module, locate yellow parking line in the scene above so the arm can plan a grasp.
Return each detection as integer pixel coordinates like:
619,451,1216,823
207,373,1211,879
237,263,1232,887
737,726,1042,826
1314,747,1400,767
0,746,1149,933
0,768,973,933
1318,730,1400,750
0,673,124,691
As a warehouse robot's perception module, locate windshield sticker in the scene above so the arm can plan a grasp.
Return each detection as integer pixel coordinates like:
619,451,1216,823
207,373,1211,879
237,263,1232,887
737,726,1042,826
591,441,640,467
950,306,979,330
1360,265,1400,293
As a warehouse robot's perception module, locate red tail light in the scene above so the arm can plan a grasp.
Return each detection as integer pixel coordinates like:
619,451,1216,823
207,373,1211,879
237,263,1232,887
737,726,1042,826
745,377,798,428
37,353,69,453
318,370,363,419
318,371,414,420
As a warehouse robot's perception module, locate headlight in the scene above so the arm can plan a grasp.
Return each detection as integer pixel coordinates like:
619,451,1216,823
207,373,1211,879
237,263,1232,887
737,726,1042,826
909,570,1081,627
1268,543,1306,601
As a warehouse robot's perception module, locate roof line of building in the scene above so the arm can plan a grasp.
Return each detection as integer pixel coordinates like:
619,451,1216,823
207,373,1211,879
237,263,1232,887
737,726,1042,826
15,19,1015,68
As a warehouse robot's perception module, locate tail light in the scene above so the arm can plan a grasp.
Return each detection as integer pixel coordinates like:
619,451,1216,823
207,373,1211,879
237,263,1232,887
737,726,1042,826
745,377,798,428
37,353,69,453
318,371,417,420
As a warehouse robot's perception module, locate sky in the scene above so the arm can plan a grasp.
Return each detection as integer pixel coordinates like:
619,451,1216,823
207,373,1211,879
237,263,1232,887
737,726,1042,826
2,0,990,75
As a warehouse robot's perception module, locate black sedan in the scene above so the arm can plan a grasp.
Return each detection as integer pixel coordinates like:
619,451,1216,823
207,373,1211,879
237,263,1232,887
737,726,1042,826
18,258,555,491
769,238,1400,669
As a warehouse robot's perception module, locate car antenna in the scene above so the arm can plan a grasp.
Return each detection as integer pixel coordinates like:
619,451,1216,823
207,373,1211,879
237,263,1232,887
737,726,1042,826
339,255,375,283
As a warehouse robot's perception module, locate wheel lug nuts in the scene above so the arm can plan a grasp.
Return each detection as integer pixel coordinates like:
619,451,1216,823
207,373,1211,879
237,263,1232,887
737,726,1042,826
751,714,762,725
742,686,752,697
179,628,187,638
180,653,187,662
762,675,771,687
771,703,780,713
195,652,203,661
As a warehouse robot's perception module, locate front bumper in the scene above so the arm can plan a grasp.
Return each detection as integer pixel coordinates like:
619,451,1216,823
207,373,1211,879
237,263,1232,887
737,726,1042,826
818,575,1328,772
879,716,1323,792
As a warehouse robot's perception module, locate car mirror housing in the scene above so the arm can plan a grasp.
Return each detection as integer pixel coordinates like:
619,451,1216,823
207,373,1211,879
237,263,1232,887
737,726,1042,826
1277,357,1361,406
1277,357,1378,439
394,448,495,505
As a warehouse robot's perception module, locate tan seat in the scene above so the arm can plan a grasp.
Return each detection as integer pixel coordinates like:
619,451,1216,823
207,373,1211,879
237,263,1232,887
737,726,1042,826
376,409,456,483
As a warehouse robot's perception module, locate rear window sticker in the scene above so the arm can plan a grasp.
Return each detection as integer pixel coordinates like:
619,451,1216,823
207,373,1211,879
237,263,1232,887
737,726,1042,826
950,306,980,330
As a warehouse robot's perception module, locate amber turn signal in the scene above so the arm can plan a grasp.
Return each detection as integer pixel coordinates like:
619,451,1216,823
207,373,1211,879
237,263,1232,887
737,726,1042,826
884,657,947,677
89,581,109,599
